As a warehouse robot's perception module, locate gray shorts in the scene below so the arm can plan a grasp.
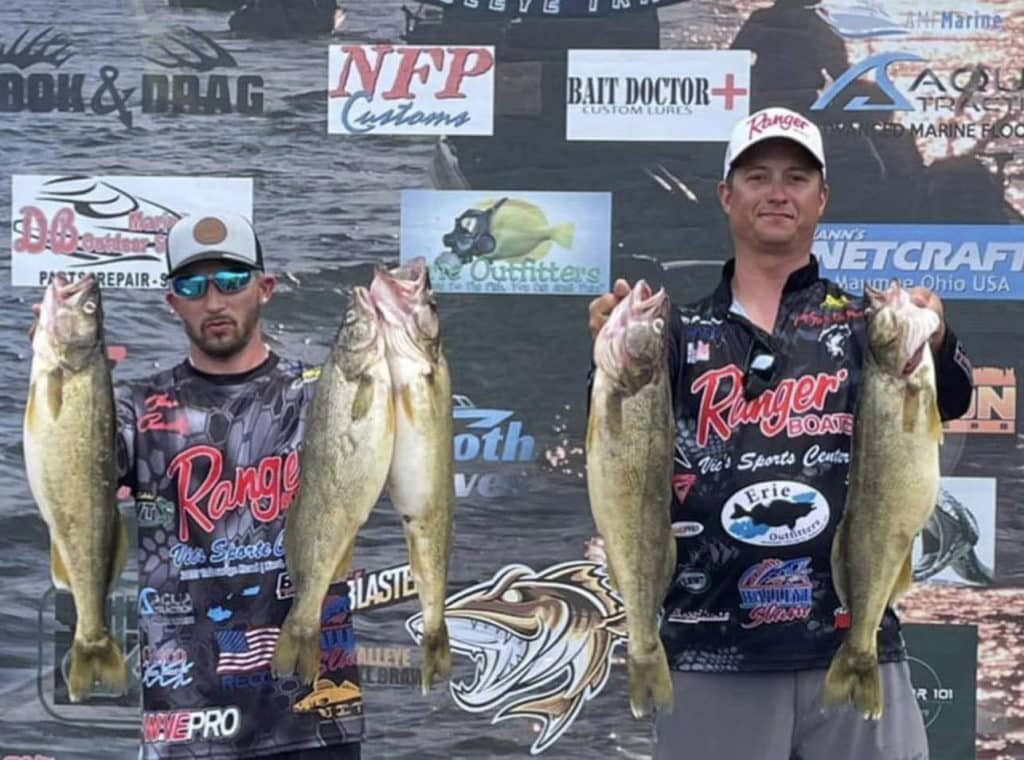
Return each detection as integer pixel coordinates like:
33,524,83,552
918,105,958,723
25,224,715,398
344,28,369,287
654,662,928,760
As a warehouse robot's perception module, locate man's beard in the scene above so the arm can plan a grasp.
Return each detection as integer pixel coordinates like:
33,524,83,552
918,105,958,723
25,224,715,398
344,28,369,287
186,308,260,359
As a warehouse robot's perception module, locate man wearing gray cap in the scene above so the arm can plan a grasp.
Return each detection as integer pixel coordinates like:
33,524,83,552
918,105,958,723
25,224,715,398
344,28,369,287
37,212,365,759
587,107,974,759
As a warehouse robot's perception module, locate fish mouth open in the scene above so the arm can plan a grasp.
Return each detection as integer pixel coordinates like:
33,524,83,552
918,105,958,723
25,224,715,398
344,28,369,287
901,341,927,377
406,613,533,700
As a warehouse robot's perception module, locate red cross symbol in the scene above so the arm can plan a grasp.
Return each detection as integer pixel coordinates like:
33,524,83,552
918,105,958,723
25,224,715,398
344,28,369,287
711,73,748,110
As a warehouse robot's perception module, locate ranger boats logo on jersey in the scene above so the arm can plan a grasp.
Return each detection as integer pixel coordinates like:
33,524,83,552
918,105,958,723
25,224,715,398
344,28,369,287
168,445,300,542
691,367,850,446
406,560,626,756
722,481,830,547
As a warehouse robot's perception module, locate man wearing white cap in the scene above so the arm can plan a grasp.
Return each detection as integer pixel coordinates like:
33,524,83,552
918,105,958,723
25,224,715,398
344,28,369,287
587,107,974,758
34,213,365,759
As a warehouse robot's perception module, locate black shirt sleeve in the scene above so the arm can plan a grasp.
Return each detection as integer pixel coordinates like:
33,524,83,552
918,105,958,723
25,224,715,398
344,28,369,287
933,323,973,422
114,381,137,492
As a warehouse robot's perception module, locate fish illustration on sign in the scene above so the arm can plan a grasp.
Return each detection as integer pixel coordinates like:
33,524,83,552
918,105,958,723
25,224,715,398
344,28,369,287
437,196,575,270
406,560,626,755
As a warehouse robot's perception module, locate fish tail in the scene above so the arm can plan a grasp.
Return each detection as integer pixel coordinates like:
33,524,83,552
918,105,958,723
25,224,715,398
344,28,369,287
627,642,674,719
730,504,749,520
549,222,575,249
67,633,127,702
822,642,883,719
271,612,322,686
420,621,452,696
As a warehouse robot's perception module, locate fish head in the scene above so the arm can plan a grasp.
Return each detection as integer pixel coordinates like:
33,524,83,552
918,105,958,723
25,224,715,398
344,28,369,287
335,285,385,375
35,274,105,361
864,279,940,378
369,257,440,363
405,561,625,754
595,279,670,393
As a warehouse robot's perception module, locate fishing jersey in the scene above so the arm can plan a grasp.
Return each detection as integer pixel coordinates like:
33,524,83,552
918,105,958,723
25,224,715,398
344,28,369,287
659,257,973,672
114,353,364,759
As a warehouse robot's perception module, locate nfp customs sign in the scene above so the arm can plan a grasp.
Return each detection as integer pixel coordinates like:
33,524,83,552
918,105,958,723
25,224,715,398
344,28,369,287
813,224,1024,299
902,623,978,760
565,49,751,141
328,45,495,136
400,189,611,295
10,175,253,289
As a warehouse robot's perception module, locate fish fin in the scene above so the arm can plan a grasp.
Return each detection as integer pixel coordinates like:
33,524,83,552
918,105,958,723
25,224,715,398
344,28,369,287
350,375,375,422
628,643,673,719
51,545,72,590
28,317,38,342
604,392,623,440
830,519,849,610
888,549,914,605
420,622,452,696
822,642,883,720
25,381,39,432
107,514,130,594
46,368,64,419
549,222,575,250
926,385,943,444
272,615,322,686
399,383,415,421
400,525,452,695
67,633,127,702
386,388,396,438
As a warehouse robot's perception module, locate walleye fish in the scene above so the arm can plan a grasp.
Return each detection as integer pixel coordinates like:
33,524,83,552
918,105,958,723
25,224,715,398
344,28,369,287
586,280,676,719
24,274,129,702
823,280,943,719
370,257,454,695
273,286,394,685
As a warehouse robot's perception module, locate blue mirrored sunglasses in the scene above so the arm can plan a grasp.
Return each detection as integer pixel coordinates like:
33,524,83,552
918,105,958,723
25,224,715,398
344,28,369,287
171,269,254,299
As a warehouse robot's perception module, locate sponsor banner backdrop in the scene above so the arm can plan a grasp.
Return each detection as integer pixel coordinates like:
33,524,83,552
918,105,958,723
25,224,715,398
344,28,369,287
2,1,1023,759
10,175,253,289
327,45,496,136
814,224,1024,300
565,49,752,141
903,623,979,760
400,189,611,295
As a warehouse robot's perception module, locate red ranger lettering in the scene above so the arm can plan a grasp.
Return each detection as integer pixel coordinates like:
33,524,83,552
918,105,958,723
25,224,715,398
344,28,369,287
168,445,301,542
691,366,848,446
747,110,810,139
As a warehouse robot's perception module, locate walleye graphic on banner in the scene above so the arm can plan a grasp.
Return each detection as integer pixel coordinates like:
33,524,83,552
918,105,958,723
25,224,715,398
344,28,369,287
407,560,626,756
400,189,611,295
913,477,997,587
10,175,253,289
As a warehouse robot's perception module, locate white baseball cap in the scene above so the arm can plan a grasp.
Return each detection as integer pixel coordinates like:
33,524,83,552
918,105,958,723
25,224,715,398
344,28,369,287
166,212,264,276
722,106,826,181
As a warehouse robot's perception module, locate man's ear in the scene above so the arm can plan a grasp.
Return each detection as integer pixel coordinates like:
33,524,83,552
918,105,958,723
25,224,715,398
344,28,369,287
257,273,277,305
717,179,732,215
